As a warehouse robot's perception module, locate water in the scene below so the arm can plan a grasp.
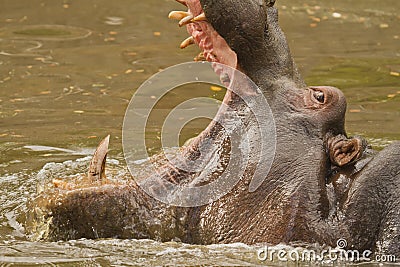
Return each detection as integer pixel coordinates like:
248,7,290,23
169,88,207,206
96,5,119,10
0,0,399,265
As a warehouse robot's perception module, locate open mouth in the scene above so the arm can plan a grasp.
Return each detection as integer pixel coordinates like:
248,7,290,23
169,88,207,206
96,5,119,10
169,0,238,85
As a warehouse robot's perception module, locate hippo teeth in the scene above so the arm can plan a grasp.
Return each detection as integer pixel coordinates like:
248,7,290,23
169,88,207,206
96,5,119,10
168,2,237,70
194,52,206,61
87,135,110,182
179,14,194,27
180,36,195,49
193,13,207,22
168,11,191,21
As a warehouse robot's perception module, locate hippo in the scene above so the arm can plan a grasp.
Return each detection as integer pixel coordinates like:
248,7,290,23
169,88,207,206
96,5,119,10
23,0,399,258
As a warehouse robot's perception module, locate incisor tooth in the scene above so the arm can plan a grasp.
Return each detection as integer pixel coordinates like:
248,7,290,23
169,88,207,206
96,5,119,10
168,11,191,21
193,13,207,22
179,14,194,27
194,52,206,62
180,36,195,49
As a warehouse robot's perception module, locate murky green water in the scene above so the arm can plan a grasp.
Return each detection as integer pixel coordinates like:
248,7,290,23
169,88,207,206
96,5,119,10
0,0,399,266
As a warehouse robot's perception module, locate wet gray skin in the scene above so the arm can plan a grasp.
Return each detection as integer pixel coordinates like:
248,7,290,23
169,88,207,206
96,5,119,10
23,0,399,258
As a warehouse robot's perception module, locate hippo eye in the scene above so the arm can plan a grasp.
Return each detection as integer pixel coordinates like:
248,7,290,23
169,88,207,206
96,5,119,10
313,91,325,103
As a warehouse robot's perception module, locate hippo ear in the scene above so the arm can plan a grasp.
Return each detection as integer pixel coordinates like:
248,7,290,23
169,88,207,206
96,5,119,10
87,135,110,182
328,135,366,167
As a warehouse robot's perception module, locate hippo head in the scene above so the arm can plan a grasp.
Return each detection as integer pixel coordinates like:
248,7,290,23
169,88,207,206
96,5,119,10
24,0,372,246
168,0,371,244
172,0,365,170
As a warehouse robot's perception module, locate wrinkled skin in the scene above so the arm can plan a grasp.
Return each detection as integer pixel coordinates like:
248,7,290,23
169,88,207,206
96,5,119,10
23,0,399,258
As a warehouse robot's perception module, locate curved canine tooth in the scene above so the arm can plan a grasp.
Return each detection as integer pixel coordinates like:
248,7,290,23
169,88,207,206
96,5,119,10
178,14,194,27
168,11,191,21
193,13,207,22
87,135,110,182
180,36,195,49
175,0,187,6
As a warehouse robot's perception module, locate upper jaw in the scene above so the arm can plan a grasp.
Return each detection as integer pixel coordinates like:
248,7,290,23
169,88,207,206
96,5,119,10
187,17,238,68
169,0,238,70
170,0,306,92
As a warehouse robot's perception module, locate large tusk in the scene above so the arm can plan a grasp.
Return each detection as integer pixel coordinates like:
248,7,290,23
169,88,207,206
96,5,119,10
178,14,194,27
192,13,207,22
180,36,195,49
168,11,191,21
87,135,110,182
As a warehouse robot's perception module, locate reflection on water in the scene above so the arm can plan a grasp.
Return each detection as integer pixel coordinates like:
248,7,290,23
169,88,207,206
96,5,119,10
0,0,399,265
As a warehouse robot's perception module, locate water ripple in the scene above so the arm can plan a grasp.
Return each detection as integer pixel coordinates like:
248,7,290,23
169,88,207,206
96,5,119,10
0,25,92,41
